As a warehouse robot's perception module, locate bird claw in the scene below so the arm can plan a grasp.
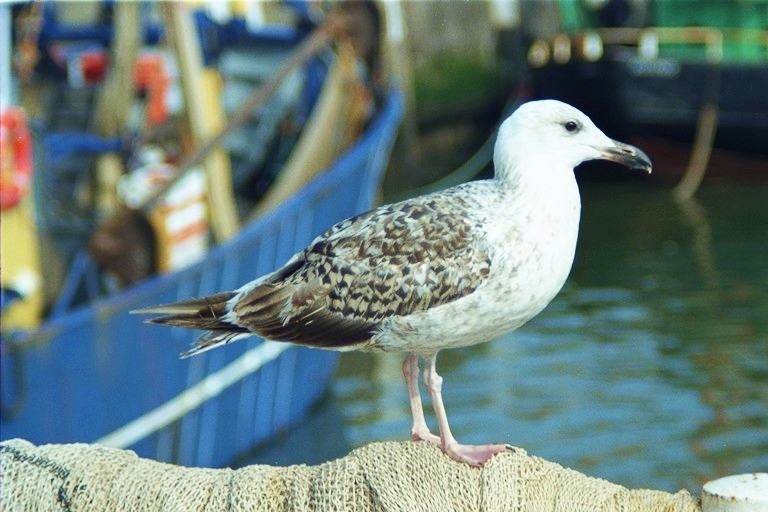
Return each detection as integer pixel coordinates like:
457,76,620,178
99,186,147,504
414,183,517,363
411,429,442,445
411,429,513,466
442,442,511,467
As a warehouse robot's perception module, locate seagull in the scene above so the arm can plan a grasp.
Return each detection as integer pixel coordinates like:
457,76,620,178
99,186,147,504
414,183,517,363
136,100,652,467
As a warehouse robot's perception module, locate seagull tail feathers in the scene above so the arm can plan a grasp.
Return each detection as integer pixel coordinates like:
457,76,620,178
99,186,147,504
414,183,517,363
132,292,251,358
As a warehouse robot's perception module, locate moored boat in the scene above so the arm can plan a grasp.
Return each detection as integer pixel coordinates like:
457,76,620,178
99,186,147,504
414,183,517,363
526,1,768,162
1,1,403,467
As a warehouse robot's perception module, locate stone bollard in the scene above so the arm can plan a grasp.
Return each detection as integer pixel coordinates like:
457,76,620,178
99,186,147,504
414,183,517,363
702,473,768,512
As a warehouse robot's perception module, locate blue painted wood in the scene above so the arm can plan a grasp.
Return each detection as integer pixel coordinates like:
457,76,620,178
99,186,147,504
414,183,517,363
0,89,403,468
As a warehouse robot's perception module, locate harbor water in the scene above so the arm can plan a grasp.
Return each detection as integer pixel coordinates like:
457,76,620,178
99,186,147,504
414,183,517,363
246,173,767,494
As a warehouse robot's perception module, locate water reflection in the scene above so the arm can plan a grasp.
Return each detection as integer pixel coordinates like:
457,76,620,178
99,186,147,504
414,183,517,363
334,180,768,492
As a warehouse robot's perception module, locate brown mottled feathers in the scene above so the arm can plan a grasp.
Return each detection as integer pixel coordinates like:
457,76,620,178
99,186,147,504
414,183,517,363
235,188,492,348
141,186,493,354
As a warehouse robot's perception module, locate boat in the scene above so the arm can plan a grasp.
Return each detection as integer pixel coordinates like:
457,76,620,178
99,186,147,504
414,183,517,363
525,0,768,159
1,1,403,468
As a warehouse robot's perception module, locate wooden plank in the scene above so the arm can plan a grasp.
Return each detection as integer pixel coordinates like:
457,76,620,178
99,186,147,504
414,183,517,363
92,1,140,215
163,3,239,242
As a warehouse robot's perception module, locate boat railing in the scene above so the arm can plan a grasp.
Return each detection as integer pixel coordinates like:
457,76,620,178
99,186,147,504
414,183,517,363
528,26,768,66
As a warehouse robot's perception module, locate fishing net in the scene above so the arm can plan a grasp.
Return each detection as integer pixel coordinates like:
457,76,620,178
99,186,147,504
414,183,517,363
1,438,699,511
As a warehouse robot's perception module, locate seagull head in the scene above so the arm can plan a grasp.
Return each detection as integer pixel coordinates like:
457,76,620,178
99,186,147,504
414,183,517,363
494,100,652,183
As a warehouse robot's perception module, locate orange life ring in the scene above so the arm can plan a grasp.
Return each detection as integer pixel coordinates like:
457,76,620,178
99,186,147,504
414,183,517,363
0,107,34,210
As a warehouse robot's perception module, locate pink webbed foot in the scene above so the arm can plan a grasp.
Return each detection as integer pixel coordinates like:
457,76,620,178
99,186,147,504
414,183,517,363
410,426,512,467
410,426,441,445
442,442,513,467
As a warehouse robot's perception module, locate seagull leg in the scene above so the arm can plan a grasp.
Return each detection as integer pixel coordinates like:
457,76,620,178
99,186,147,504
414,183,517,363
402,353,441,444
423,353,510,467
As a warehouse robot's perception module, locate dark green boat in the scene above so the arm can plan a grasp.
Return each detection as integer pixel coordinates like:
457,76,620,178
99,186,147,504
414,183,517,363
527,0,768,156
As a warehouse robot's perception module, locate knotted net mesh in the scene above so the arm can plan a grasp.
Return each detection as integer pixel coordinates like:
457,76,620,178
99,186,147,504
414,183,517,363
1,438,700,511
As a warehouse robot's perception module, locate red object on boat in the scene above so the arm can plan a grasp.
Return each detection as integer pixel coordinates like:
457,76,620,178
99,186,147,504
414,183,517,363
0,107,34,210
134,53,170,126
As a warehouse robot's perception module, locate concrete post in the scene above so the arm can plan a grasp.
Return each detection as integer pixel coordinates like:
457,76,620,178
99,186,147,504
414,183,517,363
702,473,768,512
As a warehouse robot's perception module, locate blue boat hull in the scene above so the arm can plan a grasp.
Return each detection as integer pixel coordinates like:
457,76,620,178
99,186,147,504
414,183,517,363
1,90,403,468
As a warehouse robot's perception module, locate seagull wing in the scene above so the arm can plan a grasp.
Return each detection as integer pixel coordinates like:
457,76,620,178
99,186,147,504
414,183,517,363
233,187,492,350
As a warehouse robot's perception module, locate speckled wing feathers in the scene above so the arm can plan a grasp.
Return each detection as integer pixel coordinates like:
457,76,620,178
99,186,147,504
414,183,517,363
233,189,492,349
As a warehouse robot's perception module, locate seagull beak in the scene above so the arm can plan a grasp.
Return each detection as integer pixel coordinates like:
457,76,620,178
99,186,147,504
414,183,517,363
597,140,653,173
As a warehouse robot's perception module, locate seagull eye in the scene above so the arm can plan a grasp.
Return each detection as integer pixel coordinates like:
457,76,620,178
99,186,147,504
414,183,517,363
563,120,580,133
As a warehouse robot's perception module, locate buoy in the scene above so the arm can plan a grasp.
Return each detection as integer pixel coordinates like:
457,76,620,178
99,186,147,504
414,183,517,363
702,473,768,512
0,107,33,210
